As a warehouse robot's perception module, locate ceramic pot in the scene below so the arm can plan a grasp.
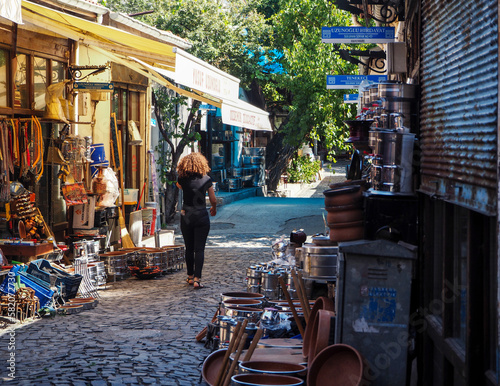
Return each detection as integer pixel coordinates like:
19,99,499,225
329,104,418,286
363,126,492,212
307,344,365,386
290,230,307,244
231,373,304,386
302,297,335,358
202,349,226,386
323,185,362,207
326,208,363,224
328,220,364,242
307,309,336,362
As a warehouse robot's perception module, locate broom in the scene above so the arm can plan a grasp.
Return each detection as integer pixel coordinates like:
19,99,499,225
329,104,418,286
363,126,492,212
111,113,135,249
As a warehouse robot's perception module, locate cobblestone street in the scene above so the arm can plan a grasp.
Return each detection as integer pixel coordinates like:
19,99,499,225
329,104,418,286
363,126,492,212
0,166,344,385
1,240,272,385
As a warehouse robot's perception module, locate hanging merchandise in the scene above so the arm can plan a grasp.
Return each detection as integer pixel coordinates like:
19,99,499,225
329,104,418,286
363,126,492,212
44,80,71,123
93,167,119,207
61,182,88,206
0,121,11,202
30,116,44,182
127,120,143,145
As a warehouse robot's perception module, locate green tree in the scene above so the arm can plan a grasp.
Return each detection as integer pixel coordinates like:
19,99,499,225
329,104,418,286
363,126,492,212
152,87,201,223
263,0,359,189
270,0,357,150
103,0,272,89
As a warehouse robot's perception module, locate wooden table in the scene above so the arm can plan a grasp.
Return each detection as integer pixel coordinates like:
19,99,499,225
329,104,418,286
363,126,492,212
0,243,54,263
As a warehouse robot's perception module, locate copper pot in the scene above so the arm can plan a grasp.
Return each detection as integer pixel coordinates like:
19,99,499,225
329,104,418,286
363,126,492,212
328,220,364,242
326,208,363,224
323,185,362,207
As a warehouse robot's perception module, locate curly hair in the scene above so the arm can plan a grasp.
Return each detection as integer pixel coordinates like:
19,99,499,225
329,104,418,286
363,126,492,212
177,152,211,178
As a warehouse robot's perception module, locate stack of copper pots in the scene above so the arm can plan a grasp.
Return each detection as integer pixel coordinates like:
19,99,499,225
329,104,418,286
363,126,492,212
323,185,364,242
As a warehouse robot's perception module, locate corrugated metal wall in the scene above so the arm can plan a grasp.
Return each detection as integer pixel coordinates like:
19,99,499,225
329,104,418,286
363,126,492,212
419,0,498,215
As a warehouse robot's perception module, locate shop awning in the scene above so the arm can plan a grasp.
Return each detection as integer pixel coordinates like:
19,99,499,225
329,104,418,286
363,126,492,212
20,1,271,131
92,48,222,108
220,98,272,132
21,0,176,70
162,48,272,131
126,55,272,131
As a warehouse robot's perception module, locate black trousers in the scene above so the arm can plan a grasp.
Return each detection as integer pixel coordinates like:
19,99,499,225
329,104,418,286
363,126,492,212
180,208,210,279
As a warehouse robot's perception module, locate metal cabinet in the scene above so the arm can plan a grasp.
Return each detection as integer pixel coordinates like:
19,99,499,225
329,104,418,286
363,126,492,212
336,239,416,386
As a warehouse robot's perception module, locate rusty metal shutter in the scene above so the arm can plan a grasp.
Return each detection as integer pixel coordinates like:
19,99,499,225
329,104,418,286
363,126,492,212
419,0,498,215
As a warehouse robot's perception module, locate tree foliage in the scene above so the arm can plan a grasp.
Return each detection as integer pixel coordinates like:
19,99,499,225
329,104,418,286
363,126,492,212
103,0,272,89
152,86,202,223
269,0,358,157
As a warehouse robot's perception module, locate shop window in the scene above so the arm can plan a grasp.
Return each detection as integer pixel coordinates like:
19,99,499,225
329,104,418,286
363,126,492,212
34,57,48,110
112,85,144,188
0,48,7,107
0,50,66,113
14,54,28,108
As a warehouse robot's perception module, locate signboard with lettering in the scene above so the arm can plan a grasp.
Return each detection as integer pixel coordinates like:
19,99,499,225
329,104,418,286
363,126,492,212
321,27,395,44
74,82,114,91
327,75,387,89
174,49,239,101
343,94,359,103
221,100,272,131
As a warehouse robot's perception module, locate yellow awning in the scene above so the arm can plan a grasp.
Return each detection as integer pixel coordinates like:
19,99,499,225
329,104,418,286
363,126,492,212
92,47,222,108
21,0,176,71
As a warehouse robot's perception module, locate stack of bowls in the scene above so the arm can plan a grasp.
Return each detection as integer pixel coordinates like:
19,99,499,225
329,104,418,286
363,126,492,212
323,185,364,242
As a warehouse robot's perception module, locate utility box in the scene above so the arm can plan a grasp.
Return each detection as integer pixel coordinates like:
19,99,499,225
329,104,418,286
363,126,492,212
336,239,416,386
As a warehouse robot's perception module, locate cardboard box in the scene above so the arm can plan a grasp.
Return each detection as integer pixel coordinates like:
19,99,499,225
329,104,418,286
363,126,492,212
73,196,96,229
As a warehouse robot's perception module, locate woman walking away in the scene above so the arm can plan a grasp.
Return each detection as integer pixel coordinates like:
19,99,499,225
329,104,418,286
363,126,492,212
176,153,217,289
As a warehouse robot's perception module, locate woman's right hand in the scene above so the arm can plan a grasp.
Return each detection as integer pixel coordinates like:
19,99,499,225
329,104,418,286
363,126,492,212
210,206,217,216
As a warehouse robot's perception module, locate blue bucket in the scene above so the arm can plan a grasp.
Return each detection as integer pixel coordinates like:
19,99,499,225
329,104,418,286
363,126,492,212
90,143,106,164
91,161,110,178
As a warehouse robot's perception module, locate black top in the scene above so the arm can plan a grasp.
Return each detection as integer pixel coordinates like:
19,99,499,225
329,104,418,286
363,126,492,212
177,174,213,210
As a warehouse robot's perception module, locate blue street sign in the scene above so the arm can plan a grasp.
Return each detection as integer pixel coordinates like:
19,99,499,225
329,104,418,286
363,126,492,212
344,94,359,103
199,103,217,111
322,26,395,44
74,82,114,91
327,75,387,89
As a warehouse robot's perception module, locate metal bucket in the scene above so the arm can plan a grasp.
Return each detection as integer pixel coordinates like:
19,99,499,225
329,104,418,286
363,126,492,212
260,271,280,300
146,248,167,271
239,361,307,377
301,245,338,280
99,251,129,279
221,292,265,302
295,248,303,270
219,317,236,348
229,322,258,350
224,306,263,324
369,83,379,104
223,298,262,309
135,251,157,268
381,165,401,192
87,262,106,286
231,374,304,386
85,240,101,257
73,241,88,259
381,131,403,165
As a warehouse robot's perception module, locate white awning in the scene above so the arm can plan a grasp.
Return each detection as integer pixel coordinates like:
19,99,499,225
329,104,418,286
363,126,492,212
220,98,272,131
161,48,272,131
